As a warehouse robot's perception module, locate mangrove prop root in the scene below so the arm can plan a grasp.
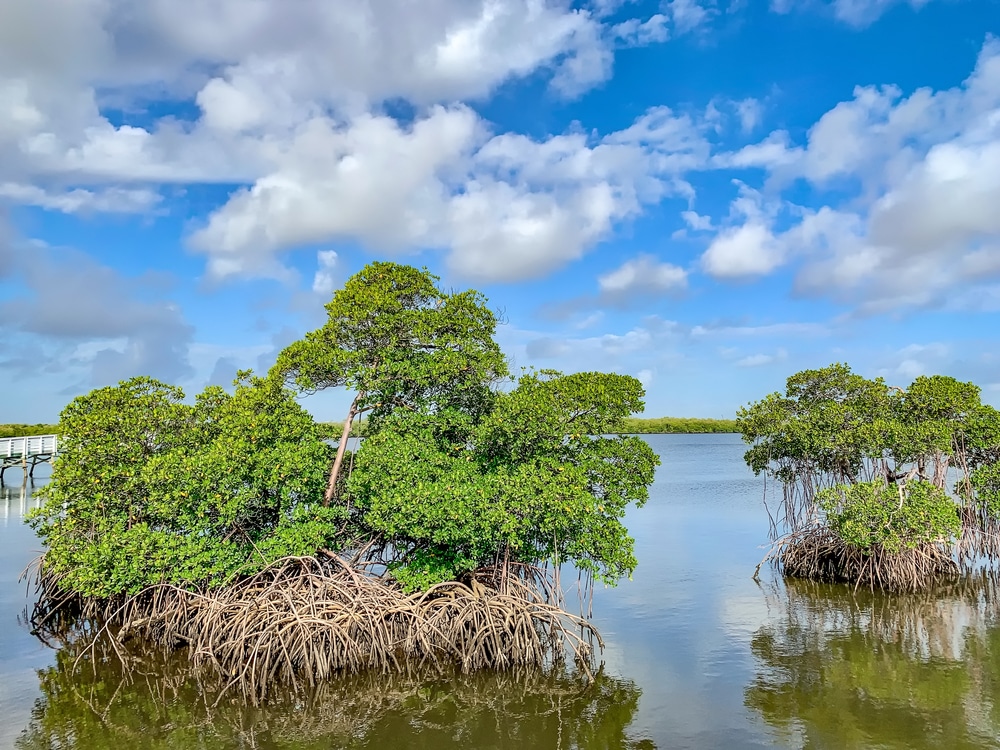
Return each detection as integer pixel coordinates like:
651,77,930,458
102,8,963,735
28,555,603,703
764,526,959,592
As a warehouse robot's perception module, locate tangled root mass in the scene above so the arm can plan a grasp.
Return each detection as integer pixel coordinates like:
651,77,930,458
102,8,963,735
768,526,959,592
29,554,602,703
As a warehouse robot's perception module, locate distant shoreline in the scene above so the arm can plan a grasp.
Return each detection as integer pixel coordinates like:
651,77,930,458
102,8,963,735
5,417,741,441
322,416,740,438
622,417,739,434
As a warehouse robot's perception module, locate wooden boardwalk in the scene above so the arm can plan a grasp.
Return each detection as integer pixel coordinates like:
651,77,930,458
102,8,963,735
0,435,58,482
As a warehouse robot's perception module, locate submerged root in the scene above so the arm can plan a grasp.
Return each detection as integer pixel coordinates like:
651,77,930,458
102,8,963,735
28,555,602,703
767,526,958,592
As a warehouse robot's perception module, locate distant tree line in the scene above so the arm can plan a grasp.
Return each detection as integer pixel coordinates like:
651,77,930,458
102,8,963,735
0,424,59,438
623,416,738,434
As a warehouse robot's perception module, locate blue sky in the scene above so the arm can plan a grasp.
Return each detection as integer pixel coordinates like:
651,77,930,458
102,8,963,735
1,0,999,423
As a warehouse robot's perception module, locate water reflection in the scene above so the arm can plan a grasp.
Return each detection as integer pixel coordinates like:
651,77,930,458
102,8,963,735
1,479,44,526
16,642,655,750
746,575,1000,748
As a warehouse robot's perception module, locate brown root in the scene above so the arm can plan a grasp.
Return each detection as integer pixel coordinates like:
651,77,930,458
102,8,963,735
28,554,603,703
765,526,959,592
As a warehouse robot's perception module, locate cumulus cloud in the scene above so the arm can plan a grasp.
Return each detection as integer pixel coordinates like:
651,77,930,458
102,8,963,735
190,104,708,282
0,0,620,180
735,98,763,133
2,0,615,105
0,183,161,214
311,250,339,296
699,39,1000,312
598,254,688,301
613,14,670,46
666,0,714,33
0,0,722,285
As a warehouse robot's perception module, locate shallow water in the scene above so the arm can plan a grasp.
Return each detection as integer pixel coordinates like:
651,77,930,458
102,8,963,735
2,434,1000,749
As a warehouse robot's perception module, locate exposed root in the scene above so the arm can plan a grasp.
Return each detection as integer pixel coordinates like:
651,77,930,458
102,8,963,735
28,554,602,703
957,506,1000,564
763,526,959,592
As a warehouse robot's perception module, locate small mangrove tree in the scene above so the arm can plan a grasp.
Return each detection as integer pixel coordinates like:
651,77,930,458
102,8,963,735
739,363,1000,590
28,262,659,699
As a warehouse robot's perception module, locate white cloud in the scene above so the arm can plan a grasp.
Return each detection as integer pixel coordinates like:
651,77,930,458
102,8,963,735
699,39,1000,313
613,14,670,46
735,98,763,133
666,0,713,34
735,349,788,367
702,221,785,278
681,210,713,231
699,183,790,278
191,105,708,282
1,0,614,106
769,0,934,28
0,182,161,214
599,254,688,299
311,250,339,295
0,0,639,204
188,106,483,278
0,0,718,284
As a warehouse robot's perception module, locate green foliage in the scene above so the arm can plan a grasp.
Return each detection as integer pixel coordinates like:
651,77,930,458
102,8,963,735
30,375,338,598
348,370,659,590
738,363,896,483
621,416,738,433
0,423,59,438
971,463,1000,517
739,362,1000,511
273,262,507,427
35,262,660,600
271,262,658,592
818,480,961,553
739,362,1000,583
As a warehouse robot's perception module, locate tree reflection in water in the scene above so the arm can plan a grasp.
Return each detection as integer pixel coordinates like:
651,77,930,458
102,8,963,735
746,573,1000,749
16,640,655,750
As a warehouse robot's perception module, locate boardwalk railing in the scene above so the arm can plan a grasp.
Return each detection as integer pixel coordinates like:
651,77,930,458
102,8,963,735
0,434,58,482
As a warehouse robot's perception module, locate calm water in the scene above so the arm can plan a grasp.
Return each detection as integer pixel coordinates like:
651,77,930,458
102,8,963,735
2,434,1000,748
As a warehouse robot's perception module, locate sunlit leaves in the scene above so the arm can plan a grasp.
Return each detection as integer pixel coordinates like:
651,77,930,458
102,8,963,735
30,375,338,598
272,261,508,425
348,371,659,590
738,362,1000,558
818,481,960,553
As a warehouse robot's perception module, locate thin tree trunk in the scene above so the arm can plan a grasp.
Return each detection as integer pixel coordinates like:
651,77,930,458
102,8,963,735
324,393,362,506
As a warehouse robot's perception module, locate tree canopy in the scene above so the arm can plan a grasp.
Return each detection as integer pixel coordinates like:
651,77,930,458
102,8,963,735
273,262,507,503
30,374,340,598
31,262,658,601
350,370,657,590
738,363,1000,586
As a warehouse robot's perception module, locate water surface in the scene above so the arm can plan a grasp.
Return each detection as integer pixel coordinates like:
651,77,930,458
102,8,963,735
2,435,1000,748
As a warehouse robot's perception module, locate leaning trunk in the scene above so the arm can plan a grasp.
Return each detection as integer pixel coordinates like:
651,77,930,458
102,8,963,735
324,394,361,506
